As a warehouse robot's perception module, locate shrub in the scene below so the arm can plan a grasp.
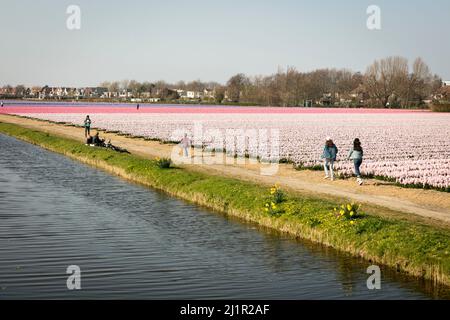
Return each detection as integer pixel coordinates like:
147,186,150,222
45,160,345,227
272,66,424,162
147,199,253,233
431,103,450,112
155,157,172,169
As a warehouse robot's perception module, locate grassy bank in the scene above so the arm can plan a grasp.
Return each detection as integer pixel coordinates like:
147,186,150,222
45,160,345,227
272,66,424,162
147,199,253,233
2,121,450,286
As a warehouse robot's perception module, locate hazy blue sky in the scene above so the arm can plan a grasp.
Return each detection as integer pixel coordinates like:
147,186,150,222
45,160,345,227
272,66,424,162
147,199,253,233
1,0,449,86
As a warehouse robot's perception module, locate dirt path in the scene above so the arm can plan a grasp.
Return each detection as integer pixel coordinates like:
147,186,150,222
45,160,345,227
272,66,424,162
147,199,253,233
2,113,450,225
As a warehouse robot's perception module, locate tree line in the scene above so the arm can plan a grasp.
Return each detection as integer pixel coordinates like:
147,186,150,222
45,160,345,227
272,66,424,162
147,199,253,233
1,56,443,108
99,56,442,108
225,57,442,108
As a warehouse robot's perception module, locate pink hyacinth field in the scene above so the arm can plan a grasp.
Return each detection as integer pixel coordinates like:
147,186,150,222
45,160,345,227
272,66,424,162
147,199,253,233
2,103,449,190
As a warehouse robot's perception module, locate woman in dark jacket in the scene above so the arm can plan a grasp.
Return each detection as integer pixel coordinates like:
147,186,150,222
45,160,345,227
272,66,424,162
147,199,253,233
348,138,364,185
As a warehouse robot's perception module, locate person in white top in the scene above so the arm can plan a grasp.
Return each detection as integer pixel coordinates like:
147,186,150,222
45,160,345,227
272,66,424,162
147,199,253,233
180,133,191,157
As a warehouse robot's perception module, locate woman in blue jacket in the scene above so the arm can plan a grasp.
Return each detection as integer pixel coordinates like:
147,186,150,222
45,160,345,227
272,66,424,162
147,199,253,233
322,137,338,181
348,138,364,185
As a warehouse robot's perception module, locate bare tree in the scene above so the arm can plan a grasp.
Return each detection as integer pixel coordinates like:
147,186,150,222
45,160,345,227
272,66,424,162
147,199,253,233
226,73,249,103
15,85,26,97
403,57,434,107
363,56,409,107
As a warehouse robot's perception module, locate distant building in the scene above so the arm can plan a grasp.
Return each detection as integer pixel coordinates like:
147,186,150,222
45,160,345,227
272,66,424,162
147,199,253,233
203,88,215,99
119,89,132,98
176,89,187,99
443,81,450,87
186,91,202,99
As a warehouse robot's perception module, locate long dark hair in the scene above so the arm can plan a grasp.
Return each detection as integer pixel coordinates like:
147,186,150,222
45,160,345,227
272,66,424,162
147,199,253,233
326,140,334,147
353,138,362,152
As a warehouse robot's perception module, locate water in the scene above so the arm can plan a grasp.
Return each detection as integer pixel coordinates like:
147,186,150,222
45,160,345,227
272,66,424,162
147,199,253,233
0,133,449,300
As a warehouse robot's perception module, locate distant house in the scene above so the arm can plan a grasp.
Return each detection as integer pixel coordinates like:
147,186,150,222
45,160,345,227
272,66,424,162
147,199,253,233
443,81,450,87
119,89,132,98
91,87,108,97
39,86,52,99
186,91,202,99
176,89,187,99
103,91,119,98
434,86,450,100
203,88,215,99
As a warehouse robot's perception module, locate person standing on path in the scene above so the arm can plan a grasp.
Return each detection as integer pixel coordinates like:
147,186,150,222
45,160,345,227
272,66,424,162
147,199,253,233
136,103,140,110
180,133,191,157
84,115,91,138
1,101,4,107
321,137,338,181
348,138,364,185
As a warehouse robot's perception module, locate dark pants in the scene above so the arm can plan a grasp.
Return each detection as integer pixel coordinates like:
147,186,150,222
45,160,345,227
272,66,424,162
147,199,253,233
354,159,362,178
85,127,90,137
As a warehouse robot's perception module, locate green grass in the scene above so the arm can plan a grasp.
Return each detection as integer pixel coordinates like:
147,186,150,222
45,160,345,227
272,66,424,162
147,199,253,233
2,121,450,286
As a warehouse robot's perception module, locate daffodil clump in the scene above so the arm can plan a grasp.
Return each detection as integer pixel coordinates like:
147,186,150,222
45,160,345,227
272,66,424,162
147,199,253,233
264,184,286,215
271,184,285,203
334,203,364,225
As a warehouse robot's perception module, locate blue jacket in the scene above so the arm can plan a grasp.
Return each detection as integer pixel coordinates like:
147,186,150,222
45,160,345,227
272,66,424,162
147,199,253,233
348,148,363,160
322,145,338,160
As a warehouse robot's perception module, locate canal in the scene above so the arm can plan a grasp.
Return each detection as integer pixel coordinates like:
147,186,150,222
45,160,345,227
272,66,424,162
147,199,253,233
0,133,448,299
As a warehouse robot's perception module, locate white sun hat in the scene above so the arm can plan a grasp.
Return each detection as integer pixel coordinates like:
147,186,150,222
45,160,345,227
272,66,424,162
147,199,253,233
326,136,332,141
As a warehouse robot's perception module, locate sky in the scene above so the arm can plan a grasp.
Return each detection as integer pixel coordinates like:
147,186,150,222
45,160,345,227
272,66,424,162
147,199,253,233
1,0,449,87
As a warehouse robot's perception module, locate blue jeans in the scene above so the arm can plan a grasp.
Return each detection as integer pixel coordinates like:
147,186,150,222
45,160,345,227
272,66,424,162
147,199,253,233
354,159,362,178
324,159,334,179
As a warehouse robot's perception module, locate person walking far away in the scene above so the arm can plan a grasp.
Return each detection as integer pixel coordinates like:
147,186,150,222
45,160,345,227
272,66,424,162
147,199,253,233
136,103,140,110
322,137,338,181
1,101,4,107
180,133,191,157
84,115,91,137
348,138,364,185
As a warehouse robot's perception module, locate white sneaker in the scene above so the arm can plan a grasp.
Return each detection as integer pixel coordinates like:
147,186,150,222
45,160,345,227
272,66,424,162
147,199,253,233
324,175,329,179
357,178,363,185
